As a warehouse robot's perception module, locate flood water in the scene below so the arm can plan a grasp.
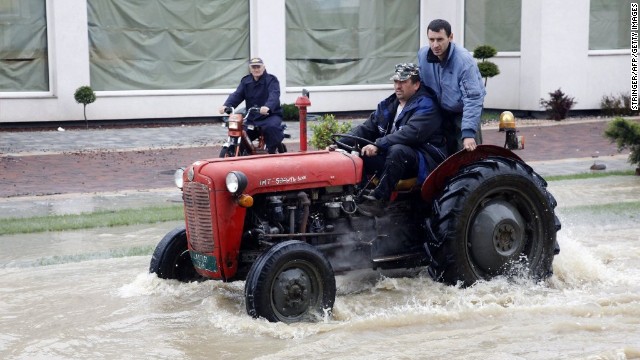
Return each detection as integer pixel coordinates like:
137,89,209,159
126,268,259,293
1,176,639,359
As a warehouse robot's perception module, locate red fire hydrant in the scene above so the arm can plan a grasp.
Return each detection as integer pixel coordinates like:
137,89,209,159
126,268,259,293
295,90,311,152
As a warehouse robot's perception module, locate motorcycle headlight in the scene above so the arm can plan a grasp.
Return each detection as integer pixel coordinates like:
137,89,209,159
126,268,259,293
228,121,240,130
225,171,248,195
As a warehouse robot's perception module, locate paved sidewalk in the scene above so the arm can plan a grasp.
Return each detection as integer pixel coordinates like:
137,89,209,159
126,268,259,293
0,117,632,159
0,117,638,219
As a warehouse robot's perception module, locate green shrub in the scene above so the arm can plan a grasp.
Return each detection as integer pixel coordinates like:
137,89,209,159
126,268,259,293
601,94,621,116
604,117,640,173
601,92,638,117
477,62,499,81
480,110,501,124
74,85,96,128
473,45,500,86
281,103,299,121
540,88,576,120
309,114,352,150
473,45,497,59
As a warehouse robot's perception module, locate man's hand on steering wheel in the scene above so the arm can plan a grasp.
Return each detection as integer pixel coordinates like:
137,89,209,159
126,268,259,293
330,134,376,154
361,144,378,157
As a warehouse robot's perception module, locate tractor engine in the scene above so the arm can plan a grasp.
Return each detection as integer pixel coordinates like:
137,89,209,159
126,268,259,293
239,186,378,272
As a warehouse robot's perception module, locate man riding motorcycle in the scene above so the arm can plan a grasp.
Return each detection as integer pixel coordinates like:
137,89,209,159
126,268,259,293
218,57,285,154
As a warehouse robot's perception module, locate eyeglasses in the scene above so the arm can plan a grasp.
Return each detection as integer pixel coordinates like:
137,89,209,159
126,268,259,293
250,65,262,69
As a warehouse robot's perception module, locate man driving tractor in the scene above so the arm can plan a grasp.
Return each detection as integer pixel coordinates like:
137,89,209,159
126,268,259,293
338,63,448,216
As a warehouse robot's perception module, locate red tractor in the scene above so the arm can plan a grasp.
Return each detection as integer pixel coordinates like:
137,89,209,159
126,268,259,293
150,108,561,323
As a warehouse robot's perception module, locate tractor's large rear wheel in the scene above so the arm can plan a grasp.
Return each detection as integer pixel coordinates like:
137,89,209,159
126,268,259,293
426,157,561,286
245,240,336,323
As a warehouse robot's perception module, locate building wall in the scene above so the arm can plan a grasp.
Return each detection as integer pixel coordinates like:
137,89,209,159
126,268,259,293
448,0,630,112
0,0,631,124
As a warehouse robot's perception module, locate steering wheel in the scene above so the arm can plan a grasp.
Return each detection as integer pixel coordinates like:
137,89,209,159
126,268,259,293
330,134,376,153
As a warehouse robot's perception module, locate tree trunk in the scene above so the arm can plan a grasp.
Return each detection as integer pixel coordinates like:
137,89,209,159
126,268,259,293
84,105,88,129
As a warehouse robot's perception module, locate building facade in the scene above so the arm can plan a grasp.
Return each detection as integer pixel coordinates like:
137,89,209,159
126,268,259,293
0,0,633,123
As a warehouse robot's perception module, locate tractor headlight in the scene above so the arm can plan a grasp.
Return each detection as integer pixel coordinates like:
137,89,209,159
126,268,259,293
225,171,248,195
174,168,185,189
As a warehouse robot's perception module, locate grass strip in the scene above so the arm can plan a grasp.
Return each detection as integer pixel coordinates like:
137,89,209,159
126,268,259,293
35,245,157,267
0,205,184,235
545,170,636,182
560,200,640,215
0,170,637,235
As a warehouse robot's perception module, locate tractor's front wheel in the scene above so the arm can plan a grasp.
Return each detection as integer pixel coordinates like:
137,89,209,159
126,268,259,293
245,240,336,323
427,157,561,286
149,225,202,282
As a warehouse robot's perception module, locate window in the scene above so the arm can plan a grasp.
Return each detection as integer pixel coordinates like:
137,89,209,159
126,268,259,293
589,0,630,50
87,0,249,91
464,0,521,52
286,0,420,86
0,0,49,92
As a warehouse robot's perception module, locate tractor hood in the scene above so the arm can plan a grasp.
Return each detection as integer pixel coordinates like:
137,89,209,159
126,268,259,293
187,150,363,194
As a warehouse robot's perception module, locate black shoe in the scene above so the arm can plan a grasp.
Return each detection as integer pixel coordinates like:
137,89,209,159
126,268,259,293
358,194,387,217
362,192,377,201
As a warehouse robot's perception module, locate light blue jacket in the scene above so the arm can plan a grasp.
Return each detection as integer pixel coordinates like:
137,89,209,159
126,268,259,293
418,42,486,139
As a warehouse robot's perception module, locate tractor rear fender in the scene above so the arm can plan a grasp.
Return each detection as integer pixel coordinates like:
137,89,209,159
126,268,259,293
421,144,524,203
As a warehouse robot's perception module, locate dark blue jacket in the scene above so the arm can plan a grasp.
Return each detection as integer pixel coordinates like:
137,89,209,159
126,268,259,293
224,70,283,123
346,86,447,180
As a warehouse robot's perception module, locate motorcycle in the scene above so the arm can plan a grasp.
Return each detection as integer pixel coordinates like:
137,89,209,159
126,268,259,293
219,106,288,157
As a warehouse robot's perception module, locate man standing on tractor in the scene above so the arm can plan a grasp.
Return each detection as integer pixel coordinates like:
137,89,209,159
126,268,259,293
418,19,485,155
218,57,284,154
339,63,447,216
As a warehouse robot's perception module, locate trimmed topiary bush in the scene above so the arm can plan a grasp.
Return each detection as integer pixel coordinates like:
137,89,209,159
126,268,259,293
74,86,96,128
473,45,500,87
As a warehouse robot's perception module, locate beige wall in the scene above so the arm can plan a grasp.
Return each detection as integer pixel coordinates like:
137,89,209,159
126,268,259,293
0,0,631,123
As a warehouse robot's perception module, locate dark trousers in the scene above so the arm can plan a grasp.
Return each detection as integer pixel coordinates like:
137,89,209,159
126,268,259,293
442,111,483,155
362,144,418,200
250,114,284,153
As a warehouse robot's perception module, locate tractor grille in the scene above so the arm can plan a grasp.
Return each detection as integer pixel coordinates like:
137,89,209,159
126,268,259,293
183,182,215,253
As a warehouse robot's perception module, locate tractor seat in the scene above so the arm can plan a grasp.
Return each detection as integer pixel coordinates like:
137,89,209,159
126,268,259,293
369,177,418,191
394,178,417,191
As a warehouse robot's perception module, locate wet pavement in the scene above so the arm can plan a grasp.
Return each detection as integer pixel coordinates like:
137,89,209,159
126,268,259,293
2,114,640,360
0,116,638,219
